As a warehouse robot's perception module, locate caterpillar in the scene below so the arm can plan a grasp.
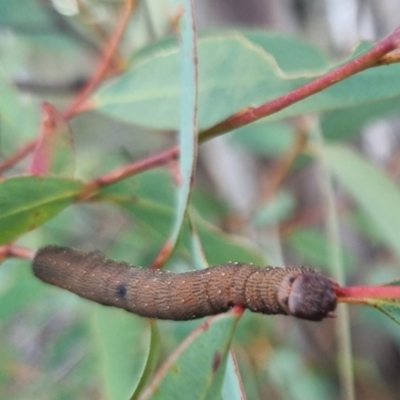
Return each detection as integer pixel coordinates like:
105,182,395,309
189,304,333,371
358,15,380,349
32,246,337,321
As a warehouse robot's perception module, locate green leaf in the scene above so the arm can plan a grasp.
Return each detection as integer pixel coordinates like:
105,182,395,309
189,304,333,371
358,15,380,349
0,176,83,245
92,33,303,130
270,62,400,123
92,32,400,131
241,30,329,73
160,0,198,261
371,298,400,326
139,311,241,399
222,351,246,400
324,145,400,260
91,308,154,400
129,322,160,399
130,30,329,74
357,280,400,326
0,0,50,27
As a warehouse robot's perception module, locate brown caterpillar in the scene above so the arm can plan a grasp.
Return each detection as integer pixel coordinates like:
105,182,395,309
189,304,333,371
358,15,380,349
32,246,337,321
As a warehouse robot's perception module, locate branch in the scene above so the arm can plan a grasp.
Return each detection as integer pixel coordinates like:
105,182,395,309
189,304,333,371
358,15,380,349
198,25,400,141
0,0,135,173
336,285,400,304
80,145,179,198
79,25,400,193
0,245,34,263
62,0,136,119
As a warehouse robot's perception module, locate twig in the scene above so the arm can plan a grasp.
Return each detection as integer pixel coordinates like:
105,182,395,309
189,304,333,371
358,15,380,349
0,245,35,262
80,145,179,199
82,24,400,193
198,25,400,141
336,285,400,302
3,25,400,190
0,0,135,173
62,0,136,119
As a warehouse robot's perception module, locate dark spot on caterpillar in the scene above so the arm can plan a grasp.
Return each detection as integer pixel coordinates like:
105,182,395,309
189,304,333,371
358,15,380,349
116,284,127,299
32,246,338,322
212,351,221,373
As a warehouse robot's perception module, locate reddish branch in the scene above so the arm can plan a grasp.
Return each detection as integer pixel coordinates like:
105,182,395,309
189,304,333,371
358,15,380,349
82,24,400,193
1,25,400,192
80,145,179,199
336,285,400,304
62,0,136,119
199,25,400,141
0,245,34,262
0,0,135,174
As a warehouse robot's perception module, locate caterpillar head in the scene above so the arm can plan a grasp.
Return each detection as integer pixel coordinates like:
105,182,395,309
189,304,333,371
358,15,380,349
278,271,338,321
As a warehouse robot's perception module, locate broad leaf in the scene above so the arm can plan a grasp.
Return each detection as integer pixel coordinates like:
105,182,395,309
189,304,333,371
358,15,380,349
0,176,83,245
92,33,400,131
138,311,241,399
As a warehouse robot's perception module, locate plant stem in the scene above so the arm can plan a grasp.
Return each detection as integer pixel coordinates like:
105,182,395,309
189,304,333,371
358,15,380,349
0,245,35,262
83,24,400,192
2,25,400,190
0,0,135,174
199,25,400,141
62,0,136,119
336,285,400,301
80,146,179,199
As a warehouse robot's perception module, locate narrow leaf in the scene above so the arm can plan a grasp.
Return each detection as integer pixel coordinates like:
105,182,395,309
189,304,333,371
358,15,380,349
222,350,247,400
152,0,198,267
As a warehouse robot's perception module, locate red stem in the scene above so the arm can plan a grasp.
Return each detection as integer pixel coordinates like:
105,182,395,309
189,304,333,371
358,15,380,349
62,0,135,119
0,0,135,174
86,25,400,191
81,145,179,198
199,26,400,141
0,245,35,262
2,26,400,192
83,25,400,192
336,285,400,301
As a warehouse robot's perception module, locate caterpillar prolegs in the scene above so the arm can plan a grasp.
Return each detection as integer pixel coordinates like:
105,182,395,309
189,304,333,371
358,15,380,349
32,246,338,321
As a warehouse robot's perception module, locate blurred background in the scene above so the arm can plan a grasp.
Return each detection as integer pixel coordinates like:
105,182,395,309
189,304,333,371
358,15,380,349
1,0,400,399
